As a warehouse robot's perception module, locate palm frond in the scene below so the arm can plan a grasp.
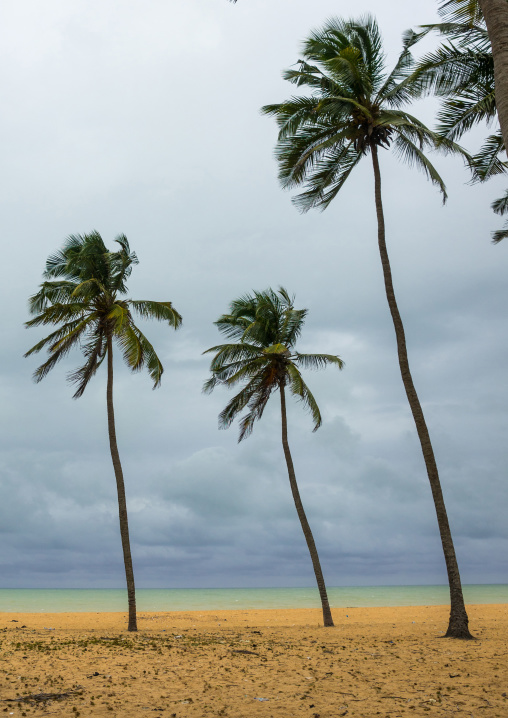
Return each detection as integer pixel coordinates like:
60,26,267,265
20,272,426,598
491,225,508,244
129,300,182,328
286,364,322,431
203,342,263,367
217,373,265,431
491,189,508,216
295,353,344,370
69,334,106,399
291,142,362,212
392,132,448,202
436,89,496,141
28,281,78,315
491,189,508,244
24,319,87,357
376,42,415,108
129,326,164,388
438,0,483,25
115,323,144,372
25,303,87,328
31,325,87,383
72,277,108,300
470,132,507,182
280,306,307,346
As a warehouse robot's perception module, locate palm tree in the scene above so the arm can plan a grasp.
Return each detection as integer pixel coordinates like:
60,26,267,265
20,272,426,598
410,3,508,241
25,231,182,632
262,16,474,639
204,288,343,628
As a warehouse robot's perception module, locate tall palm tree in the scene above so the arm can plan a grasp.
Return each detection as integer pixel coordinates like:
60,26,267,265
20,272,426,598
204,288,343,628
262,16,474,639
25,231,182,631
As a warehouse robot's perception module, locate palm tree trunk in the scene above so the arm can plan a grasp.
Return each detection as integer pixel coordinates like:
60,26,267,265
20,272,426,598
106,335,137,632
370,145,473,639
478,0,508,153
279,383,334,628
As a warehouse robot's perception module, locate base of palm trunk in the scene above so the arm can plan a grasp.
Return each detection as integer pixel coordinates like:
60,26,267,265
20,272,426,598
127,603,137,631
444,612,475,640
444,625,475,639
322,607,334,627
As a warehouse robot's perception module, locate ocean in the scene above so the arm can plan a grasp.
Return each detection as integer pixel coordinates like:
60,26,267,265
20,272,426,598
0,585,506,613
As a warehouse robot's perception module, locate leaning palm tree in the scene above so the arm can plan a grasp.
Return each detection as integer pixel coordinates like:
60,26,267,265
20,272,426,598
25,231,182,631
262,16,474,639
204,288,343,628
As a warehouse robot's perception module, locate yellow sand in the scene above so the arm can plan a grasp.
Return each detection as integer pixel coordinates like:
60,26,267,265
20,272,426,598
1,604,506,717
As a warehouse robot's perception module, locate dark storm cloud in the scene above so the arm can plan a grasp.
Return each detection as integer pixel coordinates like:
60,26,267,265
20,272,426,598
0,0,506,590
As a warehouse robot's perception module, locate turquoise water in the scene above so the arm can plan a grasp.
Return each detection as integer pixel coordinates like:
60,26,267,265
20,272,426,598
0,585,506,613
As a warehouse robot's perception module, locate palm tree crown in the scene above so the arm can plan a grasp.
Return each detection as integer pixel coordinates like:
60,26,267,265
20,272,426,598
204,287,343,441
261,15,469,212
25,231,182,392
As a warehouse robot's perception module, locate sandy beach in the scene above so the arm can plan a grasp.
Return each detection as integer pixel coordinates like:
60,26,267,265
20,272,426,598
1,604,506,717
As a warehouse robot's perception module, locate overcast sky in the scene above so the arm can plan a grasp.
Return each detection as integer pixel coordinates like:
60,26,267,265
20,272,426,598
0,0,506,591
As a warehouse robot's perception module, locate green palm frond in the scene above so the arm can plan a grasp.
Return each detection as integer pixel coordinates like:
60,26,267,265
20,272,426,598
44,234,87,280
436,90,496,141
280,307,307,346
115,323,144,372
286,364,322,431
295,353,344,370
69,334,106,399
72,277,109,300
292,142,362,212
222,358,269,387
438,0,483,25
392,132,448,202
28,281,78,314
217,372,266,431
237,369,275,441
203,342,262,367
31,323,88,383
275,127,355,190
377,44,416,108
109,234,139,293
491,189,508,244
492,189,508,216
206,356,268,388
491,226,508,244
25,303,87,328
492,224,508,244
129,300,182,328
108,302,131,334
24,319,89,358
471,132,507,182
130,325,164,388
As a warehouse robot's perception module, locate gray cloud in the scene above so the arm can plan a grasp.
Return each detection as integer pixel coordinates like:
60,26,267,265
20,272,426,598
0,0,506,591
